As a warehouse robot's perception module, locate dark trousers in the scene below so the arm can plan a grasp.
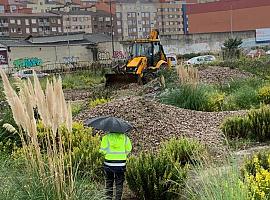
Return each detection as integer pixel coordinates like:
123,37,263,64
104,165,126,200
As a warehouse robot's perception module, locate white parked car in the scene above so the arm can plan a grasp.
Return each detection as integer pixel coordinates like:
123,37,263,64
266,50,270,55
166,53,178,67
186,55,216,65
12,69,49,79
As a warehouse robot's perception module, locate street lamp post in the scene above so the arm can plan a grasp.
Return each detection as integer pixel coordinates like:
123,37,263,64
109,0,115,60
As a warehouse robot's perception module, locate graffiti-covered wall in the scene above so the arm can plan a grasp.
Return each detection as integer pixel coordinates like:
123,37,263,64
8,45,93,68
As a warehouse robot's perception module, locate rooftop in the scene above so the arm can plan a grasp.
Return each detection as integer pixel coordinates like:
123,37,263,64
0,13,61,17
0,33,111,47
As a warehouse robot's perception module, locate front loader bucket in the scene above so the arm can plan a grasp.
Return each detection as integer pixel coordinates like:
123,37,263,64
105,73,139,87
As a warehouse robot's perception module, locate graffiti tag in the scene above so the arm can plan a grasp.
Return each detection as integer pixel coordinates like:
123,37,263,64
13,57,43,68
113,51,127,59
98,51,110,60
63,56,79,64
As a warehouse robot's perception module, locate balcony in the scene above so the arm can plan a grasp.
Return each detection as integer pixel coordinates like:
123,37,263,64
0,32,9,36
0,23,8,27
38,22,50,26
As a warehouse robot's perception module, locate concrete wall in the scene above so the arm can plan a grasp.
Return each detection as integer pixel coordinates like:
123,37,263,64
161,31,258,54
8,44,93,68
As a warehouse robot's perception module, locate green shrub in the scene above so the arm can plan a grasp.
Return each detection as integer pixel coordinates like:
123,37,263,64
222,105,270,141
159,137,206,165
258,85,270,104
89,98,110,108
126,138,206,200
126,152,187,200
242,151,270,200
224,86,259,110
0,106,20,153
71,101,84,117
35,122,104,180
221,116,251,139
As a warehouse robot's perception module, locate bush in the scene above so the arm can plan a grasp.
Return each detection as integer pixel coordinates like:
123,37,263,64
0,105,20,153
36,122,104,180
89,98,110,108
242,152,270,200
126,152,187,200
222,105,270,141
258,85,270,104
159,137,206,165
224,86,259,110
126,138,206,200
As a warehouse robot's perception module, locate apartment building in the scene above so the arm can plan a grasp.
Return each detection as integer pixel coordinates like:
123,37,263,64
53,10,92,33
116,1,184,40
156,1,183,36
0,13,63,37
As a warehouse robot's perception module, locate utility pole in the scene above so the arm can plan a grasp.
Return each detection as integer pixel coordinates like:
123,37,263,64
109,0,115,59
230,4,233,37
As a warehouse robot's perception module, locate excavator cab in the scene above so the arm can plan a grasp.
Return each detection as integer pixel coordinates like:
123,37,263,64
105,30,170,86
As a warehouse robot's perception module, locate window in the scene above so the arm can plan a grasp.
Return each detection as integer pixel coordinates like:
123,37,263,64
79,25,83,30
105,17,110,22
133,28,136,32
142,21,145,25
165,21,169,26
72,17,77,22
57,19,61,24
145,12,149,18
127,12,131,17
10,19,15,23
26,28,30,33
17,19,21,25
25,19,29,25
132,12,135,18
39,27,43,32
17,27,22,34
116,12,121,18
31,19,36,24
142,27,146,32
145,20,149,25
11,28,16,33
52,27,56,31
117,28,122,33
128,20,132,25
66,17,70,21
32,27,37,32
79,17,83,22
133,20,136,25
98,17,103,22
51,18,56,23
141,12,145,17
117,21,121,26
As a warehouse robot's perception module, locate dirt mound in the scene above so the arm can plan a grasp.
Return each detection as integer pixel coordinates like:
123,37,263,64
76,96,246,157
199,66,254,85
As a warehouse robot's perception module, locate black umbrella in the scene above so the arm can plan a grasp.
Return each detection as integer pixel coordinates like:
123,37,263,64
85,116,133,133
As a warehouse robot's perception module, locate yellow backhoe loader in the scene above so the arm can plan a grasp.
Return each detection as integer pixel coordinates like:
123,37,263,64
105,30,171,86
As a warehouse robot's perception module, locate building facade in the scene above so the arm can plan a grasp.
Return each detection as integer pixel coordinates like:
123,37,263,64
116,1,184,40
0,13,63,37
186,0,270,34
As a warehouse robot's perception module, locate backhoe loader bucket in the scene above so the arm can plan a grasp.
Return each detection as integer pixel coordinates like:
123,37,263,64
105,73,139,87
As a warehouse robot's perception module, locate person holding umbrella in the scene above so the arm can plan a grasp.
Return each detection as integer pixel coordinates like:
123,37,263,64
85,116,133,200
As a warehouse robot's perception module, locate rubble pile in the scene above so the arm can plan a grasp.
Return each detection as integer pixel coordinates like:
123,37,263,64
76,96,246,157
198,66,253,85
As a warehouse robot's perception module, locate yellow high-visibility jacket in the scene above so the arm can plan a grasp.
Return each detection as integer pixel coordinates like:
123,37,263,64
100,133,132,166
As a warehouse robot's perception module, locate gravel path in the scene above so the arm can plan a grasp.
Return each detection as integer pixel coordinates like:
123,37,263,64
76,96,246,157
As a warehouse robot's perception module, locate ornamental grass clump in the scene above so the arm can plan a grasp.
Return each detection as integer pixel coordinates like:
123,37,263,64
0,69,74,200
